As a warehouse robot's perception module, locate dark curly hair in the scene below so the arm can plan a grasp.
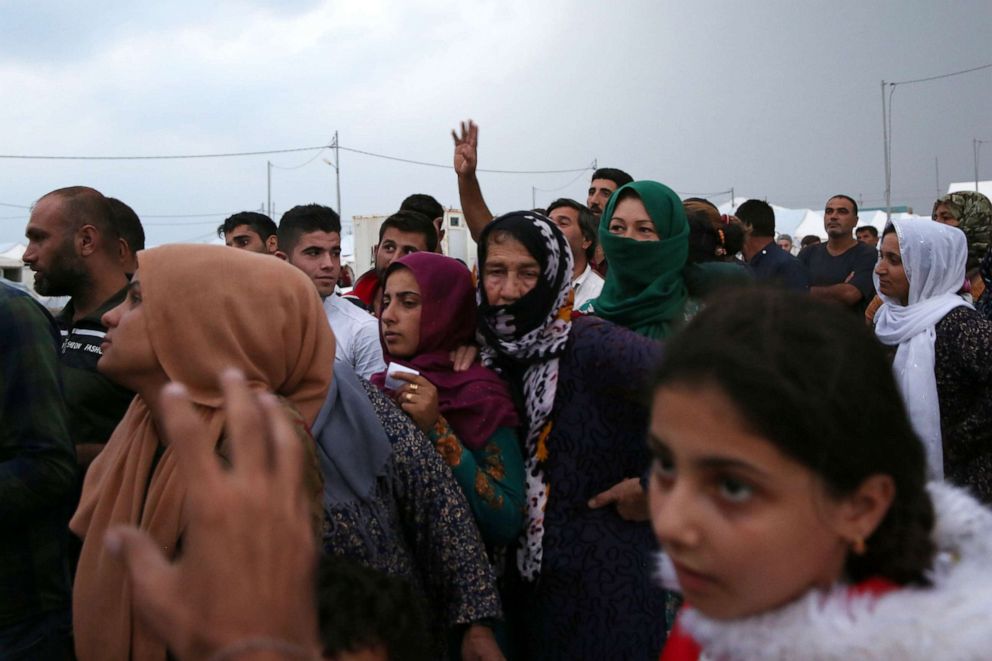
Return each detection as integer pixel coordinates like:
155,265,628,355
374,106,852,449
316,555,432,660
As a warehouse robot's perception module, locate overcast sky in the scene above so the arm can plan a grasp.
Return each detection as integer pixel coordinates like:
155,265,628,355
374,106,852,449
1,0,990,246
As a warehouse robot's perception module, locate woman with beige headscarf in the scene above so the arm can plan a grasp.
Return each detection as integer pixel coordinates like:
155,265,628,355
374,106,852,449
69,244,334,661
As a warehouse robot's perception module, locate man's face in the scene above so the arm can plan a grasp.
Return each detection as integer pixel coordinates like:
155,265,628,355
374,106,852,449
776,238,793,253
548,206,589,270
374,228,430,275
855,229,878,248
587,178,619,215
225,224,275,254
285,231,341,298
23,196,88,296
823,197,858,240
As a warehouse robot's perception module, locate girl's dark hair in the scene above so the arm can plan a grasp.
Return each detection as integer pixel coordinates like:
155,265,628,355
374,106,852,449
652,287,935,586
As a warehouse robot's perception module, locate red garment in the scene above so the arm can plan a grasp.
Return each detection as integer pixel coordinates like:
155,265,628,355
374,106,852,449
659,578,899,661
348,268,380,308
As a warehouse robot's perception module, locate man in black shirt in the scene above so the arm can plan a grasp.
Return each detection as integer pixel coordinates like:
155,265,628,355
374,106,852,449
798,195,877,314
23,187,135,470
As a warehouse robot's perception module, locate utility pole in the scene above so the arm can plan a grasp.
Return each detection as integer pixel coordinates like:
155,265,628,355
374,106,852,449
935,157,940,197
267,161,272,218
333,131,341,218
974,139,983,192
532,186,536,210
881,80,891,222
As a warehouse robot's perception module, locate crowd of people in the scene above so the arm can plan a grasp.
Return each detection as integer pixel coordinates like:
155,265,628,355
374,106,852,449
3,118,992,660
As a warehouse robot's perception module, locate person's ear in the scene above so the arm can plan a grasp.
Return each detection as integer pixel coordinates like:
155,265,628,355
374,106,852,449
265,235,278,254
274,250,288,262
832,474,895,551
78,224,99,256
118,237,130,263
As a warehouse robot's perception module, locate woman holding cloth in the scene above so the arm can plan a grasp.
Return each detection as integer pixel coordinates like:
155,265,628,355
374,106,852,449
874,219,992,501
70,244,334,661
372,251,525,547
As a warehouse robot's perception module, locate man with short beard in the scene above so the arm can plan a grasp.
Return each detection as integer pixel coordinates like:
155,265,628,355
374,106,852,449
798,194,877,314
23,186,134,470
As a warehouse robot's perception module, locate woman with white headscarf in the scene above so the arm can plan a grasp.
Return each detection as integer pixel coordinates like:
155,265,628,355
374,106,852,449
874,219,992,502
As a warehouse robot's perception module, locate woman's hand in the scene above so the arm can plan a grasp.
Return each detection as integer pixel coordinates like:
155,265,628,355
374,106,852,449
449,344,479,372
104,370,320,661
392,371,440,433
461,624,504,661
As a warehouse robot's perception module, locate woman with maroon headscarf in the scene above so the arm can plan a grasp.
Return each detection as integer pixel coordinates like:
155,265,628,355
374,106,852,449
372,252,525,548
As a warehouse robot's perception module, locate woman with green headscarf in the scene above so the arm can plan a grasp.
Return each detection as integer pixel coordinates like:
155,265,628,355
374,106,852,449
581,180,748,339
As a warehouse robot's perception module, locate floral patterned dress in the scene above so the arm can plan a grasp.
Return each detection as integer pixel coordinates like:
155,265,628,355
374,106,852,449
321,380,502,654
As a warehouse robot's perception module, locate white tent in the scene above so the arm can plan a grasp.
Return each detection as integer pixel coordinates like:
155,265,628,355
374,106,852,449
948,181,992,198
714,197,811,239
790,209,930,240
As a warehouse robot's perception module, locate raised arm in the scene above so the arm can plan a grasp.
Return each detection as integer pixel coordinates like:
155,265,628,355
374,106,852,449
453,120,495,241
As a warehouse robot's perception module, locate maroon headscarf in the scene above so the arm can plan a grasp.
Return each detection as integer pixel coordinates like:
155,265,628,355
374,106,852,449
371,252,519,449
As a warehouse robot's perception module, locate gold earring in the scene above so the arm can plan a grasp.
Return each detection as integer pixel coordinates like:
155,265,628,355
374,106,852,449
851,537,866,555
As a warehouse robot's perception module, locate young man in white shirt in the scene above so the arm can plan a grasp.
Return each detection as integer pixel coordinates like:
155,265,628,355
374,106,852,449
277,204,385,379
547,198,604,310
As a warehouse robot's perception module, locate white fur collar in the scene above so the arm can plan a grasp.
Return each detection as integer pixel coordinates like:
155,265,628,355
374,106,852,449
668,482,992,660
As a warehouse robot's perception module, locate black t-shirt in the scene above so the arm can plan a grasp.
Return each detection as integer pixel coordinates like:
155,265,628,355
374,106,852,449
798,242,877,312
56,287,135,445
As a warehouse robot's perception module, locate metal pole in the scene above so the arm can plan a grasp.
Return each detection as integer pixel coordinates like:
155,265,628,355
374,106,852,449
975,139,981,192
532,186,536,209
881,81,891,222
935,156,940,197
267,160,272,218
334,131,341,218
730,187,735,208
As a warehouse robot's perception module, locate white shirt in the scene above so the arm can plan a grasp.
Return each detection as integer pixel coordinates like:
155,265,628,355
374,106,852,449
323,294,386,380
572,264,605,311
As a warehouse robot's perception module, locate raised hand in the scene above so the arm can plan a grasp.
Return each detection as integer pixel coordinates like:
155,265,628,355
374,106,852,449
104,370,320,661
452,119,479,178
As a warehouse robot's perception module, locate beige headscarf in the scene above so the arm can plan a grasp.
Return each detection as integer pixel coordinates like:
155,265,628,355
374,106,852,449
70,244,334,661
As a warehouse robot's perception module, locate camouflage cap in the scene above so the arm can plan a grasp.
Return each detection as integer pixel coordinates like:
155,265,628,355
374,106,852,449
933,191,992,271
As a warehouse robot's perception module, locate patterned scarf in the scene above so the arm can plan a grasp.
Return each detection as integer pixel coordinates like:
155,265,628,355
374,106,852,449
476,211,574,580
932,191,992,272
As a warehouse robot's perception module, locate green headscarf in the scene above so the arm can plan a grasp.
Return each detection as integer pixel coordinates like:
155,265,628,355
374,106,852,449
590,180,688,339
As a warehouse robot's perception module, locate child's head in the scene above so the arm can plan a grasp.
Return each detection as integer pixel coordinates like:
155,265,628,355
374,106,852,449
317,556,431,661
648,288,934,620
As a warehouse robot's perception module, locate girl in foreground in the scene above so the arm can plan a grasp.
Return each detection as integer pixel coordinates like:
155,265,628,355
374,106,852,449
650,288,992,660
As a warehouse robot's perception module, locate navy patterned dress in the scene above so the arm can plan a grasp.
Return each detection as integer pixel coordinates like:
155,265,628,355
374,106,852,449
935,306,992,504
503,315,668,661
321,380,502,655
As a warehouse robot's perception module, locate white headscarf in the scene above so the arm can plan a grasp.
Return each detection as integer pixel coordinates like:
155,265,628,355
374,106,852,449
874,219,972,479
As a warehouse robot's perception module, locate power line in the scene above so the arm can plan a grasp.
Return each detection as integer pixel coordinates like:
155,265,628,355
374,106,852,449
533,168,592,193
676,188,733,198
0,202,31,209
0,145,331,161
141,212,230,218
890,61,992,86
337,145,593,175
269,147,330,170
0,142,593,174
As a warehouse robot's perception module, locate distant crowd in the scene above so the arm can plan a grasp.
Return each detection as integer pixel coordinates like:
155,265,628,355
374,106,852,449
3,119,991,660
